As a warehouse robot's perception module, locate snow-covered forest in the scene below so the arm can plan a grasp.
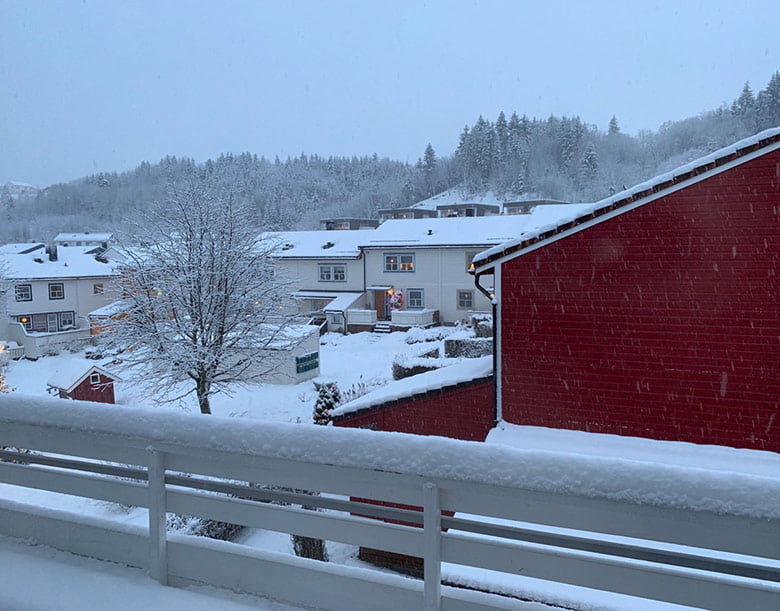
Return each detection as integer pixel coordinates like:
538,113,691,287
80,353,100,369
1,71,778,243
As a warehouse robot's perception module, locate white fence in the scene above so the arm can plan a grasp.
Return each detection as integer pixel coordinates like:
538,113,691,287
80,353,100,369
0,394,778,610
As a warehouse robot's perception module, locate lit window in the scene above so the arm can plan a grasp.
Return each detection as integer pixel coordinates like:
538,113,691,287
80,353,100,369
457,290,474,310
17,315,32,330
49,283,64,300
319,264,346,282
15,284,32,302
385,253,415,272
407,288,424,309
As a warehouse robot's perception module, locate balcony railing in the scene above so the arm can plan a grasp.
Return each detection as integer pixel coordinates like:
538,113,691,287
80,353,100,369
0,394,778,610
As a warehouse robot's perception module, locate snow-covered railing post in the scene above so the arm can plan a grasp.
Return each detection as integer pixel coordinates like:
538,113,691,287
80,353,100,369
422,481,441,610
147,447,168,585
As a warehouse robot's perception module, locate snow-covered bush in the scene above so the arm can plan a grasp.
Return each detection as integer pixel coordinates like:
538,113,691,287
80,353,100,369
166,514,243,541
444,337,493,358
404,326,455,345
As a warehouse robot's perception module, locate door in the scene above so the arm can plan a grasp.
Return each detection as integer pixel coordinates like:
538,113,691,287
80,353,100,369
47,313,59,333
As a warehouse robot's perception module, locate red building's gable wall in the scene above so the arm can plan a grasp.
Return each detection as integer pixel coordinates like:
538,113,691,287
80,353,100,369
71,372,116,404
500,149,780,452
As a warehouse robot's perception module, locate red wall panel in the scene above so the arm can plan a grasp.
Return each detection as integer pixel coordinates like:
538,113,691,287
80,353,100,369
500,149,780,452
332,378,494,441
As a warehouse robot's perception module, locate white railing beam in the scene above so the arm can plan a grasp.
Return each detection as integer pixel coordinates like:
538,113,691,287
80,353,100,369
147,447,168,585
423,481,442,610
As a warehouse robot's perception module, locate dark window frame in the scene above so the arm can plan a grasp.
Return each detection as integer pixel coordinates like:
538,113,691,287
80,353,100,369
15,284,32,302
48,282,65,300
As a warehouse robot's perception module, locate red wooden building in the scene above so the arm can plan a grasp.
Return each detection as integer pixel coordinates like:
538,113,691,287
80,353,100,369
47,359,121,404
472,128,780,453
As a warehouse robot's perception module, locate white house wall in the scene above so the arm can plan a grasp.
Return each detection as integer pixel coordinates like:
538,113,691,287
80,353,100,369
363,248,491,324
6,277,119,320
276,258,364,294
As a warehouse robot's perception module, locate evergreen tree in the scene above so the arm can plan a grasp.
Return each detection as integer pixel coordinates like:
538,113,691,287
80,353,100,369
422,143,438,197
313,382,341,425
495,111,509,162
608,115,620,135
756,71,780,130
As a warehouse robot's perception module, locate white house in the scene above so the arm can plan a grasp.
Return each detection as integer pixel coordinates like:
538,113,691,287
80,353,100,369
0,244,120,358
268,205,593,331
262,229,373,329
54,232,113,250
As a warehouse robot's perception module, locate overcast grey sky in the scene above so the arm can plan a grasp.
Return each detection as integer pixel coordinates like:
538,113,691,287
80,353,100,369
1,0,778,186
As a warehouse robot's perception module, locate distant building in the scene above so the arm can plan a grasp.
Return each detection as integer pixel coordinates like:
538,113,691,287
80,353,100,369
377,207,437,221
319,218,379,231
435,203,500,217
502,199,569,215
54,232,113,250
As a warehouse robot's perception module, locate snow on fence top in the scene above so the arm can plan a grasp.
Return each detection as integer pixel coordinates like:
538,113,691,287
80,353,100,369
331,355,493,417
473,126,780,268
1,393,779,520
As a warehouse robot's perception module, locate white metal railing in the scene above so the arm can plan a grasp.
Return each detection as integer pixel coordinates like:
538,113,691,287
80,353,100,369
0,394,779,610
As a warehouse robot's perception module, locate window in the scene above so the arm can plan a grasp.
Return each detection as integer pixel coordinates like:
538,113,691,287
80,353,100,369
48,283,64,300
457,290,474,310
384,253,415,272
296,352,319,374
16,315,32,330
15,284,32,302
465,251,480,271
89,373,101,385
59,311,75,329
319,264,346,282
407,288,424,309
93,283,104,295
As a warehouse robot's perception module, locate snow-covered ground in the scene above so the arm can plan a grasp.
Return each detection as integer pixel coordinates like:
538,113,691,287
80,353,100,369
0,535,304,611
5,330,415,421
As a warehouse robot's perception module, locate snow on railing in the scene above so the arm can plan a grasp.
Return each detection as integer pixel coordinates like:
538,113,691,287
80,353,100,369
0,394,778,610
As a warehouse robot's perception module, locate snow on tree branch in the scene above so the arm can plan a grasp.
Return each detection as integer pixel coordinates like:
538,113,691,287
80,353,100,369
102,172,301,414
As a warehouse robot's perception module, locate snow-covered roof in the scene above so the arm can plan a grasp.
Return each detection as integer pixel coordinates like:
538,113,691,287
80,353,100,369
363,208,592,248
54,232,113,243
0,245,120,280
473,126,780,269
411,189,505,211
332,355,493,417
89,299,130,317
47,358,121,394
322,292,364,312
261,229,374,259
0,243,45,255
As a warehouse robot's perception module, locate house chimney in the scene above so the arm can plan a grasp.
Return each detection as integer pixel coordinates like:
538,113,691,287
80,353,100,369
47,243,58,261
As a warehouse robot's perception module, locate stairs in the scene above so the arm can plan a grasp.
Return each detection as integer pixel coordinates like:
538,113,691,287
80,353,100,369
373,322,392,334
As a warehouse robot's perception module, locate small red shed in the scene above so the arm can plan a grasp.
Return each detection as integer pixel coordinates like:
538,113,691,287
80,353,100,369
473,127,780,453
47,359,121,404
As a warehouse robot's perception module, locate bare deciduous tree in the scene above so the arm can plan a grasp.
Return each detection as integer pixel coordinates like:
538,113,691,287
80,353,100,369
105,174,298,414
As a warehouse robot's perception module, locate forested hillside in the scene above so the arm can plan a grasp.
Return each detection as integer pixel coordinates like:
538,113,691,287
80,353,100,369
2,71,778,243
